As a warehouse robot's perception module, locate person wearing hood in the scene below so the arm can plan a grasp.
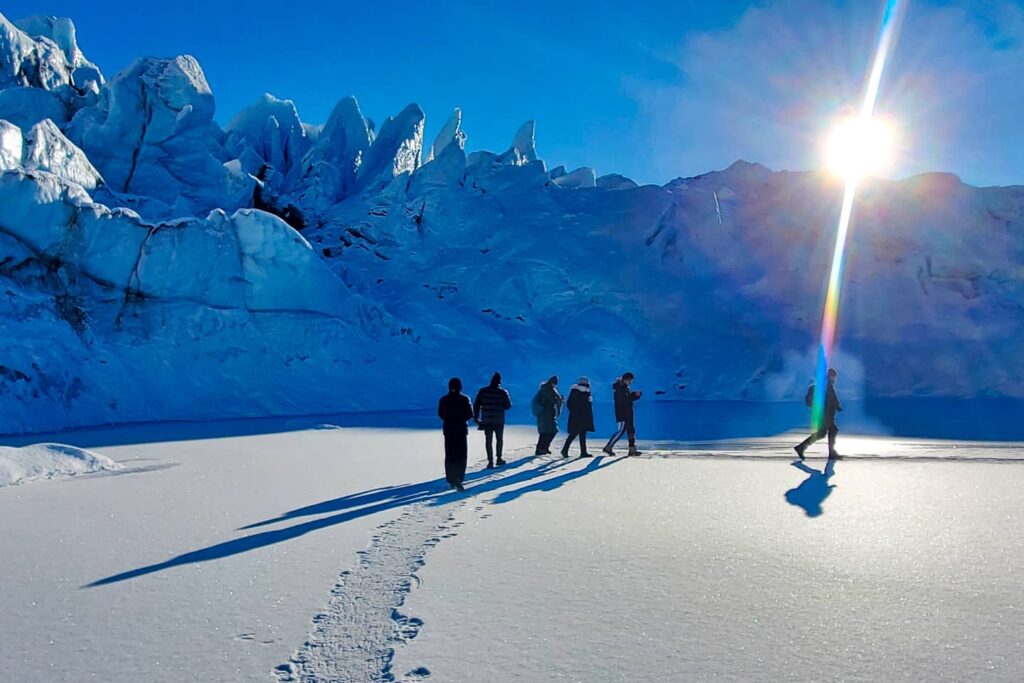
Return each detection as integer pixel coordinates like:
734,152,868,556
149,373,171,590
603,372,642,456
438,377,473,491
561,377,595,458
531,375,563,455
473,371,512,468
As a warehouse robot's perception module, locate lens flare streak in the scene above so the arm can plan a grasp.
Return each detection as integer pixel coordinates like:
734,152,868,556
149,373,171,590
811,0,904,430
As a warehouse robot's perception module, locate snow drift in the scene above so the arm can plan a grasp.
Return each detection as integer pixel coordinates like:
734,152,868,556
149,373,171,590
0,443,119,486
1,10,1023,434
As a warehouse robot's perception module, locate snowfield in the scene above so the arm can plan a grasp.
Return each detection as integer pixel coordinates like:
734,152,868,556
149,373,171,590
0,442,119,486
1,422,1021,681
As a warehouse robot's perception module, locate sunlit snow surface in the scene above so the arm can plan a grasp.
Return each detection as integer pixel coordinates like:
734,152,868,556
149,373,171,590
4,421,1017,681
644,433,1024,463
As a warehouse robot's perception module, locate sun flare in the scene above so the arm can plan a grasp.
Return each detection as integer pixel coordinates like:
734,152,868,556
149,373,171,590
825,116,894,182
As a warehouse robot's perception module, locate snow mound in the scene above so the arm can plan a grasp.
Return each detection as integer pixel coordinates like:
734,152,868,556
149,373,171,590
0,443,119,487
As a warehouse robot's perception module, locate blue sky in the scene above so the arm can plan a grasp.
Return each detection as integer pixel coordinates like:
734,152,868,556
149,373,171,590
5,0,1022,186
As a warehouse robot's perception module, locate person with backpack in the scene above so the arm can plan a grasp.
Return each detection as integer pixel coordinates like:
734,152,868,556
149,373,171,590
795,367,843,460
531,375,563,455
473,371,512,468
603,372,642,456
561,377,595,458
438,377,474,491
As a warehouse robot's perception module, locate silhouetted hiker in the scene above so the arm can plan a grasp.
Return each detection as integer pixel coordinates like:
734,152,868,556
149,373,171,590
473,371,512,469
603,372,642,456
795,367,843,460
531,375,563,455
438,377,473,491
561,377,595,458
785,458,837,517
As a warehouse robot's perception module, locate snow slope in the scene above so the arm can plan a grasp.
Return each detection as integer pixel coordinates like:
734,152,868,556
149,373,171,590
1,10,1024,434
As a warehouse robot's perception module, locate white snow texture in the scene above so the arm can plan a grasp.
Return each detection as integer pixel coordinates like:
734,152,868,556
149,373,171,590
0,442,119,486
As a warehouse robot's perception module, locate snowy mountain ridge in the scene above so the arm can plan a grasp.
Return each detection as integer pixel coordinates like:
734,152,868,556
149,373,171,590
1,12,1023,434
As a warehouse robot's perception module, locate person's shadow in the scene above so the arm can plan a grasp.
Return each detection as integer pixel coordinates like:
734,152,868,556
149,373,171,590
785,458,837,517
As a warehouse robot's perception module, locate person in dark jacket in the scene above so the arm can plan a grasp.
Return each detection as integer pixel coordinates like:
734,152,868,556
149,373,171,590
532,375,563,455
561,376,595,458
603,372,642,456
473,371,513,468
438,377,473,491
795,367,842,460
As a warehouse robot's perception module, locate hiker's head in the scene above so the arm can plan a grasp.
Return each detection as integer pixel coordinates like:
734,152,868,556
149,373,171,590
448,377,462,393
827,368,838,382
578,376,590,387
548,375,558,386
490,371,502,387
622,372,635,386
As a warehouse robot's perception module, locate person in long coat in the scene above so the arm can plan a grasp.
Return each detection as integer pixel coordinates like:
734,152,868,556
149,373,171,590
533,375,563,455
438,377,473,491
561,377,595,458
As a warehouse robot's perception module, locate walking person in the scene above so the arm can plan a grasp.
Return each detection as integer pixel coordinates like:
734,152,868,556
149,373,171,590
561,377,595,458
603,372,642,456
531,375,563,455
473,371,512,468
438,377,473,491
794,367,843,460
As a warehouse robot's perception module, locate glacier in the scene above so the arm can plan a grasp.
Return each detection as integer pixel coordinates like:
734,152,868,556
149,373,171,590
1,10,1023,435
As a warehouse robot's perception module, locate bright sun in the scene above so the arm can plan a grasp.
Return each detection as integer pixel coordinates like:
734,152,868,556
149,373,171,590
825,116,895,181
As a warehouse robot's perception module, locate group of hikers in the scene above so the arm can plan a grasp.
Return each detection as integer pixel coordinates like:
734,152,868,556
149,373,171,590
436,371,642,491
437,367,844,492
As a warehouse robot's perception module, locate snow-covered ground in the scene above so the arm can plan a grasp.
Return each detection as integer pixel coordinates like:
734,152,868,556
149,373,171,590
2,421,1021,681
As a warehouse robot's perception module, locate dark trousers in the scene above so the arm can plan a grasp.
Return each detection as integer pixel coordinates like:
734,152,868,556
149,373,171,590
536,431,556,454
798,421,838,455
483,424,505,463
444,431,468,485
562,431,588,455
605,417,636,450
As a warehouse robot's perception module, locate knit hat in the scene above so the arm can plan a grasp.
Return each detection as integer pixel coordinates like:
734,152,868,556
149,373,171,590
578,376,590,386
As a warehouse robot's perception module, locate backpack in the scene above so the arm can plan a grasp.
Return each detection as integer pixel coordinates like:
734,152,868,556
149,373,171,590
531,390,543,417
804,384,815,408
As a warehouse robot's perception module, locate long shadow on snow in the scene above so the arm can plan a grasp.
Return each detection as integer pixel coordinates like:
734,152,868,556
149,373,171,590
239,456,537,530
84,455,622,588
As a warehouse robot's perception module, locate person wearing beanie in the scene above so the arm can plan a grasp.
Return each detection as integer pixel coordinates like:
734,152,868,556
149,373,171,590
473,371,513,468
438,377,473,491
561,376,595,458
